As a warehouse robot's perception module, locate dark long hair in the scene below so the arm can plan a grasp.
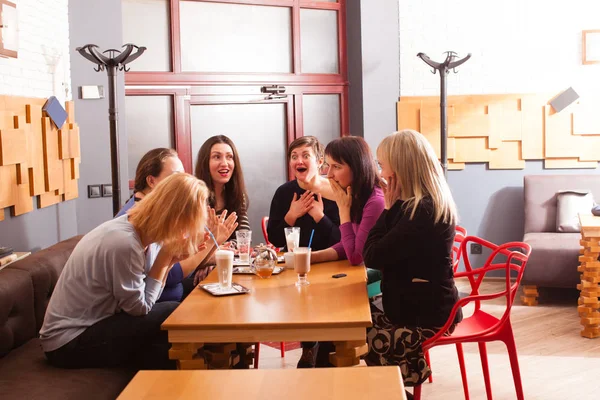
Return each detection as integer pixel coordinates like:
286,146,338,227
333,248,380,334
134,148,178,193
194,135,249,214
325,136,379,223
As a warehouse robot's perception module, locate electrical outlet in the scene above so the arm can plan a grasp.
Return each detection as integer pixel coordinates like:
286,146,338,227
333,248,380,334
470,243,482,254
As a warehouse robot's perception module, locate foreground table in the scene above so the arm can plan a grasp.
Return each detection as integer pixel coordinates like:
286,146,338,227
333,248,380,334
162,260,372,368
578,214,600,338
117,367,406,400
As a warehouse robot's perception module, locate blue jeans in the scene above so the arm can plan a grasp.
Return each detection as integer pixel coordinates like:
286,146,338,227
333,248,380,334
45,301,179,370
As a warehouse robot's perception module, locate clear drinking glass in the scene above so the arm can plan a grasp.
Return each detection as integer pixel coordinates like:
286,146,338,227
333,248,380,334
235,230,252,264
215,249,234,290
293,247,311,287
284,227,300,252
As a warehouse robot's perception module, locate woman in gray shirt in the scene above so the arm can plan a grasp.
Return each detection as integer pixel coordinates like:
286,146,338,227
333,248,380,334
40,173,209,370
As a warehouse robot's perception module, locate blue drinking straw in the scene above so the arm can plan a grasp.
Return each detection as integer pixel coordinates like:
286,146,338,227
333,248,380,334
205,226,220,249
308,229,315,249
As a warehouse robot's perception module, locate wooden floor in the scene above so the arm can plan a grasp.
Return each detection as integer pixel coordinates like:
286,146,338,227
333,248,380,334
258,280,600,399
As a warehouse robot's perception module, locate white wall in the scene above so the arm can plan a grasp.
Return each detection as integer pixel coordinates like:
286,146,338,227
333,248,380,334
399,0,600,97
0,0,71,102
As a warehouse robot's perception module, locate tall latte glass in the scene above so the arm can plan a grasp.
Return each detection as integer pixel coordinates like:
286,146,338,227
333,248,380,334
293,247,311,287
215,249,234,290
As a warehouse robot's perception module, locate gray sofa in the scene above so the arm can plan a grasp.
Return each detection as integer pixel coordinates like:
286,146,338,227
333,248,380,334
522,175,600,304
0,236,135,400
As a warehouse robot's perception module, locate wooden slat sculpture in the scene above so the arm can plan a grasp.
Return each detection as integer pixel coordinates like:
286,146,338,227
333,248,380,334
397,93,600,170
0,96,80,221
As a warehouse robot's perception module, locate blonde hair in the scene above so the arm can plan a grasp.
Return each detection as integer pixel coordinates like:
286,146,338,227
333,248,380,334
128,173,209,256
377,129,457,225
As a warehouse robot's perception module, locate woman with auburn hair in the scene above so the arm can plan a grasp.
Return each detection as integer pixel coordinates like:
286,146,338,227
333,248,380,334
267,136,341,251
40,173,211,370
195,135,251,242
116,148,237,302
362,130,462,397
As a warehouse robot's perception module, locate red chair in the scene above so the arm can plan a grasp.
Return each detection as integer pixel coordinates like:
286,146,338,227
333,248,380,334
453,226,467,272
261,216,271,245
254,216,285,368
426,225,467,383
414,236,531,400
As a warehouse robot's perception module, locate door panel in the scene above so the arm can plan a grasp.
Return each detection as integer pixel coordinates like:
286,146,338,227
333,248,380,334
125,95,175,183
300,8,339,73
302,93,341,145
190,102,289,240
122,0,171,71
180,1,293,73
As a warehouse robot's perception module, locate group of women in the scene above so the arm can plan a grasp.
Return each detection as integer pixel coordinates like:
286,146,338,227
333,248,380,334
39,129,462,395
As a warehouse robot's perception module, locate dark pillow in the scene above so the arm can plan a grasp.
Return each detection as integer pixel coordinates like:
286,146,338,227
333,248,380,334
593,205,600,216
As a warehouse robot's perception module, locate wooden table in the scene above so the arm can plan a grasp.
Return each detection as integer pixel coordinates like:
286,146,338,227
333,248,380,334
162,261,372,369
578,214,600,338
117,367,406,400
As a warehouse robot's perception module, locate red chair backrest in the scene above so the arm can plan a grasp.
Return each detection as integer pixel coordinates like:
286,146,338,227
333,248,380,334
261,216,270,245
427,236,532,345
455,236,532,334
452,226,467,272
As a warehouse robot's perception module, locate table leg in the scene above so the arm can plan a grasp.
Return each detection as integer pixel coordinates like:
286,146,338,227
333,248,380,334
577,236,600,338
169,342,206,370
330,340,368,367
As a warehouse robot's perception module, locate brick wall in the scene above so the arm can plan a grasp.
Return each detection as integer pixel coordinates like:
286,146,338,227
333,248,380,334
399,0,600,97
0,0,71,101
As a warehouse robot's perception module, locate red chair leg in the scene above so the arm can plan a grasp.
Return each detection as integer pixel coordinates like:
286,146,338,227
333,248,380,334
456,343,470,400
504,335,525,400
424,350,433,383
478,342,493,400
280,342,285,358
254,343,260,369
413,385,422,400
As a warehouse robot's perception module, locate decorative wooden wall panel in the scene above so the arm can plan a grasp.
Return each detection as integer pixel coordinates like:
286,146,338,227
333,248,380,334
0,96,80,221
397,93,600,170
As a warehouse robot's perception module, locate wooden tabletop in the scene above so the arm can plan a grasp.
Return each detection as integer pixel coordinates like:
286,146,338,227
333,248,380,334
162,261,372,331
580,214,600,236
117,367,406,400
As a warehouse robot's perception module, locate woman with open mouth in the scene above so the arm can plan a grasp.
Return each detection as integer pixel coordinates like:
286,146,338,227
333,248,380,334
267,136,342,369
267,136,341,253
195,135,251,245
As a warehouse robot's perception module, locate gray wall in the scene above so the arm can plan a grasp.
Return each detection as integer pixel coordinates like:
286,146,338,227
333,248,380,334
69,0,129,235
357,0,400,151
0,201,78,253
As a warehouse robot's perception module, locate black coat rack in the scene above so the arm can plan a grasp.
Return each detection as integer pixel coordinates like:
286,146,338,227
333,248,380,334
417,51,471,176
76,44,146,215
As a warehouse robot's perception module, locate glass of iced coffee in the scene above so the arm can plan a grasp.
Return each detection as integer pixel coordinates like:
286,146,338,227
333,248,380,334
215,249,234,290
293,247,311,287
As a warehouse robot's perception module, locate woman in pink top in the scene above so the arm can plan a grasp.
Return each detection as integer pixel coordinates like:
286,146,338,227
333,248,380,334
311,136,385,265
298,136,384,369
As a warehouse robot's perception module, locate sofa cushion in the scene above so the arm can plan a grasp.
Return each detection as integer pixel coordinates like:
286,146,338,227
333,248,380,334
522,232,581,288
0,339,135,400
524,175,600,234
0,269,36,357
556,190,594,232
7,235,83,331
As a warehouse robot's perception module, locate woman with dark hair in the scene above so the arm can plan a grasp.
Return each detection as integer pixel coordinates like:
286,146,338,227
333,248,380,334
295,136,384,370
310,136,385,265
195,135,250,241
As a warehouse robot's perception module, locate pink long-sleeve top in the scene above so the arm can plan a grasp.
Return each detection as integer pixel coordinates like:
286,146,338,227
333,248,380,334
331,187,385,265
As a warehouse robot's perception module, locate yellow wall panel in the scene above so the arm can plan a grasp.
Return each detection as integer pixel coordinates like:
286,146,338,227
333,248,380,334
0,96,81,219
397,93,600,170
453,137,490,163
